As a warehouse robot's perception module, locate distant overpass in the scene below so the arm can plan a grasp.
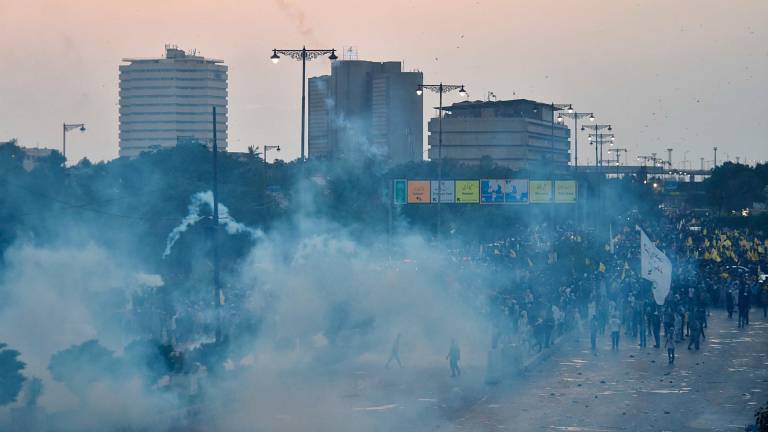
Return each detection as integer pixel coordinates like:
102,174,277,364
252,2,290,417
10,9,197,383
574,165,712,177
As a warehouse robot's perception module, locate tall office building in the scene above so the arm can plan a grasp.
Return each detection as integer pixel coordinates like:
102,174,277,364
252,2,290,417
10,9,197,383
427,99,571,171
119,45,227,157
308,60,423,164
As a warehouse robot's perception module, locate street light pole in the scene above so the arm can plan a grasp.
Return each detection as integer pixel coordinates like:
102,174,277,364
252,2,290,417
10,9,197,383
582,124,612,167
557,109,595,171
211,106,222,342
550,103,571,152
417,83,467,240
62,122,86,163
713,146,718,168
270,47,338,162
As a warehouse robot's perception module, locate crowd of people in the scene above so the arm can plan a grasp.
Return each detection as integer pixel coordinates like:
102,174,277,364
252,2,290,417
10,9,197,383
477,209,768,370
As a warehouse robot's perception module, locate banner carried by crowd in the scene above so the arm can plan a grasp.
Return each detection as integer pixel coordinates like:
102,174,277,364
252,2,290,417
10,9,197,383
638,226,673,305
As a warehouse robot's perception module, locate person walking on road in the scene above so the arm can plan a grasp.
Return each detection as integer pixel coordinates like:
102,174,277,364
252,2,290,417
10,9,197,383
638,304,648,348
665,326,676,364
386,333,403,369
609,314,621,351
726,287,735,319
688,318,701,351
590,314,599,354
447,338,461,377
738,285,750,328
650,306,661,348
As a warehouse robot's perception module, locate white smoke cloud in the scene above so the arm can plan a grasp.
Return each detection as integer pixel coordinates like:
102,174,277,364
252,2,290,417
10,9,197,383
163,191,263,258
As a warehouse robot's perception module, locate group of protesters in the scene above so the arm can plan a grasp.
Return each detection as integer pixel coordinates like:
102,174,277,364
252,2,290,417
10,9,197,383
478,209,768,368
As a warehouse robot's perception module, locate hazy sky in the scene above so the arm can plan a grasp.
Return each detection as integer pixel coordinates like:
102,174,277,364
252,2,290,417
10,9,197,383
1,0,766,167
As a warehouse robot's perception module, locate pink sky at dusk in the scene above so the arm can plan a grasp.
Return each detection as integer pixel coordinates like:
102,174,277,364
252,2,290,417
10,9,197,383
0,0,766,166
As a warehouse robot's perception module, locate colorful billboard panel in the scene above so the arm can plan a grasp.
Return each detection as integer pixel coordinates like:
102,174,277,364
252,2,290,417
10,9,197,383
529,180,553,203
393,179,407,205
480,179,529,204
554,180,577,203
430,180,456,203
481,180,506,203
407,180,430,203
506,179,529,203
455,180,480,203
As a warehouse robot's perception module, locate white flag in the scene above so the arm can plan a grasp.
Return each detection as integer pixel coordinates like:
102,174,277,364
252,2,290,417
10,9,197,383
638,226,672,305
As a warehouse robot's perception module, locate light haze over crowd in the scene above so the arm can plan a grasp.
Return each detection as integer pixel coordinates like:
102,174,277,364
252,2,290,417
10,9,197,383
0,0,766,165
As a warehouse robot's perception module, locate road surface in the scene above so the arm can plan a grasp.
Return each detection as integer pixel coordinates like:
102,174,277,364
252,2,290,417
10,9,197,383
346,310,768,431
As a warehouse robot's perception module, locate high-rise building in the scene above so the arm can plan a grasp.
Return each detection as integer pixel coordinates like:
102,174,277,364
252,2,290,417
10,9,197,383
119,45,227,157
426,99,571,172
308,60,423,164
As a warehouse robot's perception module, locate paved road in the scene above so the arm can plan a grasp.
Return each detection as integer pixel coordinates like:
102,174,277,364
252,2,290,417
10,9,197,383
346,310,768,431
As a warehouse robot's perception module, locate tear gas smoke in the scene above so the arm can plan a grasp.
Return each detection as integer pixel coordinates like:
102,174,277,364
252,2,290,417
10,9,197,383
163,191,263,258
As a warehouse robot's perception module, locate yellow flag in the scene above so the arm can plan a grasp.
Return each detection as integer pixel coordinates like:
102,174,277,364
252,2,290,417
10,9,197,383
711,249,721,262
686,237,693,246
704,239,710,248
599,262,606,273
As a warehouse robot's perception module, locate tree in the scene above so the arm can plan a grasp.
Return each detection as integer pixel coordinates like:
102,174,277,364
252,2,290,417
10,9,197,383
48,340,117,397
0,342,26,406
704,162,765,214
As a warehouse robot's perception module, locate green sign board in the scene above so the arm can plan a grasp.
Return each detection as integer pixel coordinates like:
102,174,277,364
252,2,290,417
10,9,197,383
393,179,407,205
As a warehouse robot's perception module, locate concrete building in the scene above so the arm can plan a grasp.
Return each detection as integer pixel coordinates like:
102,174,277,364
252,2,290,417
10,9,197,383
119,45,227,157
308,60,423,164
426,99,571,171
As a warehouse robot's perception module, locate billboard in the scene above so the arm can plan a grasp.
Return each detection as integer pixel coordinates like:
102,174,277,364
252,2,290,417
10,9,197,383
407,180,430,203
506,179,529,203
481,179,528,204
430,180,456,203
455,180,480,203
393,179,407,205
529,180,553,203
554,180,577,203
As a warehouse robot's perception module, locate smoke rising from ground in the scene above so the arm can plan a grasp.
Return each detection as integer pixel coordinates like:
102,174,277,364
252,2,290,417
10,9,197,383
0,177,497,431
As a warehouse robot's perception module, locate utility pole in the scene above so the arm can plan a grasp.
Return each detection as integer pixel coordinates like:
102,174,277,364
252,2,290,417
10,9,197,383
608,148,627,178
666,148,673,167
62,122,86,164
713,147,718,168
417,82,467,240
212,106,222,342
582,124,612,167
270,47,338,162
550,103,570,152
558,109,595,171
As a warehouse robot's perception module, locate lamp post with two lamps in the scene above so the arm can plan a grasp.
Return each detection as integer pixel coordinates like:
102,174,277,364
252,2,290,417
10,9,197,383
270,47,337,162
582,124,612,166
587,133,615,166
417,83,467,239
556,109,595,171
